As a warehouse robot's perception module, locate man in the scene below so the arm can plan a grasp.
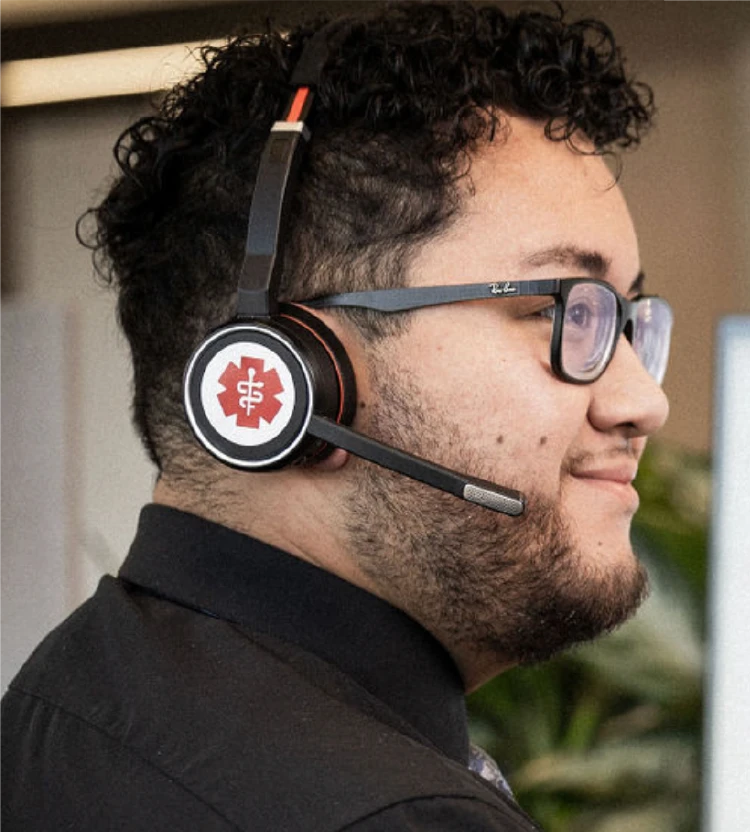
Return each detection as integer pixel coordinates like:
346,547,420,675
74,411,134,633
2,3,671,830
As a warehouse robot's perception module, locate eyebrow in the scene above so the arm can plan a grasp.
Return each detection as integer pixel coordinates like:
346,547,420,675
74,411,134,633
522,244,645,296
522,245,610,278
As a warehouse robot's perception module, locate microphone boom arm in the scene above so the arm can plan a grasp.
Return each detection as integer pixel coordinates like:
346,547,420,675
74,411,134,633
308,415,525,517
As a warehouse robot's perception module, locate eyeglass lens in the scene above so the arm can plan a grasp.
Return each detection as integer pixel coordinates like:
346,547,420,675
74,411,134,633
560,284,672,384
560,283,619,382
632,297,673,385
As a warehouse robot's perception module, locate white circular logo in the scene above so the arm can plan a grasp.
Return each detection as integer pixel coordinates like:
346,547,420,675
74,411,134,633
200,341,296,447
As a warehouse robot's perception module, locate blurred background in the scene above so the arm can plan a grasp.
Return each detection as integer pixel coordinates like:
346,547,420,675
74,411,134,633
2,2,749,831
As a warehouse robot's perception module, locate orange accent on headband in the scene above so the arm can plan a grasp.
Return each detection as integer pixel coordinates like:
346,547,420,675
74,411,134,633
287,87,310,122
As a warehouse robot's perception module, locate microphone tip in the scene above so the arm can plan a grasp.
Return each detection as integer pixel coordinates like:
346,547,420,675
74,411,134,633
463,483,525,516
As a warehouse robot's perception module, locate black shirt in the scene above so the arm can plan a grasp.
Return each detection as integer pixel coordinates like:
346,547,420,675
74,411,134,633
2,505,540,831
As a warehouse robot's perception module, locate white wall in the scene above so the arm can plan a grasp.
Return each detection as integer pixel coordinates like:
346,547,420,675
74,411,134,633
1,101,156,687
705,317,750,832
2,304,71,690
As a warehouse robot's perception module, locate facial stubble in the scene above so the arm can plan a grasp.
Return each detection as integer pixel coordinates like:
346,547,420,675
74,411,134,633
344,366,649,670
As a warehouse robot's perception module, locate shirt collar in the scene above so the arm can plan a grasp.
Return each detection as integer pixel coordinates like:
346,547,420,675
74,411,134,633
118,504,469,764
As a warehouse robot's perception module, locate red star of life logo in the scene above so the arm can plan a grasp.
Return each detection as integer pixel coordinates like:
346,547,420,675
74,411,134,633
217,356,284,428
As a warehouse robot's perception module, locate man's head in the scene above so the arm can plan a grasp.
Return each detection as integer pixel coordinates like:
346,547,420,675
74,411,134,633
343,120,669,687
83,2,668,687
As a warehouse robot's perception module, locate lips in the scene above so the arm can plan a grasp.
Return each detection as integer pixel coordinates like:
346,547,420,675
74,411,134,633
568,461,640,511
570,462,638,485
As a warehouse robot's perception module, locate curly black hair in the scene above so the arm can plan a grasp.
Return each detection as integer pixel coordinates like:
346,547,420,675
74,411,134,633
79,1,654,475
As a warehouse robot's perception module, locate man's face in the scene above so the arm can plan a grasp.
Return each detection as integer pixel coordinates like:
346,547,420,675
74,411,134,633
342,118,670,688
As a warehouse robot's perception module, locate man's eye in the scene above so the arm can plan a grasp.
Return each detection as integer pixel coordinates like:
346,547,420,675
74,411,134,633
566,301,594,328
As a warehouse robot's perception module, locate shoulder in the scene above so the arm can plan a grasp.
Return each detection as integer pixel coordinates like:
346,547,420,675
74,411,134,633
2,685,236,831
3,577,539,832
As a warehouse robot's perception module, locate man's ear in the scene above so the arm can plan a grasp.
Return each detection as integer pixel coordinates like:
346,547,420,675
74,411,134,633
310,447,350,472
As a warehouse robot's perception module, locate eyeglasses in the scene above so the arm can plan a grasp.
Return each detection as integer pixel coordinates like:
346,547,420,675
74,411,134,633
305,278,673,385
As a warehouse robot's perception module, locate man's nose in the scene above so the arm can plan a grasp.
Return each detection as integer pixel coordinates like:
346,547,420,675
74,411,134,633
588,333,670,436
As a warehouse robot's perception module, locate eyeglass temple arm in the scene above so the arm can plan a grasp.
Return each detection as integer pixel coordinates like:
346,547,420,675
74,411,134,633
305,280,561,313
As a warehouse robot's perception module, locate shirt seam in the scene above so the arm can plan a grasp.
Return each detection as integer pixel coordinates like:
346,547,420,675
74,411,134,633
6,686,244,832
336,792,539,832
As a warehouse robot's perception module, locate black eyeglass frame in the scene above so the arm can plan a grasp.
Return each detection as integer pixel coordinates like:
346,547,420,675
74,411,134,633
305,277,673,385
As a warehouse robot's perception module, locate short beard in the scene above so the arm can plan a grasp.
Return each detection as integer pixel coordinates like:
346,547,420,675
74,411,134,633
343,366,648,670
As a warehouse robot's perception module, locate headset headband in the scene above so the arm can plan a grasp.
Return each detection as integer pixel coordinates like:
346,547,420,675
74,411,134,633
235,27,335,319
185,23,526,516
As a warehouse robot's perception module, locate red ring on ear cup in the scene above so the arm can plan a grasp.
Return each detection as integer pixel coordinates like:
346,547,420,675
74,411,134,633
279,304,356,427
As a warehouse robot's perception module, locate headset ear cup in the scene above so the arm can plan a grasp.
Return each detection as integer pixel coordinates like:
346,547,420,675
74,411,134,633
183,321,315,469
183,307,356,470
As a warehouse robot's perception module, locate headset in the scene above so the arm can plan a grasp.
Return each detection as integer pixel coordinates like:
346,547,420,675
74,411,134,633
183,27,525,517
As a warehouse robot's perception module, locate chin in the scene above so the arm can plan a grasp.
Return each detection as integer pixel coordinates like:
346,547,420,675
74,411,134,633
563,498,639,564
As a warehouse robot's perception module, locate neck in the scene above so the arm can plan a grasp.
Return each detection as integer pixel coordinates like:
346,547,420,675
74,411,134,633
152,471,376,600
